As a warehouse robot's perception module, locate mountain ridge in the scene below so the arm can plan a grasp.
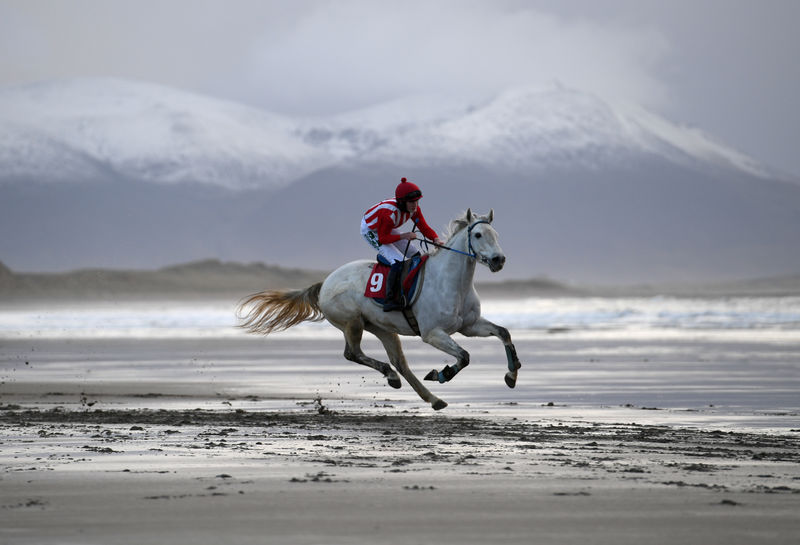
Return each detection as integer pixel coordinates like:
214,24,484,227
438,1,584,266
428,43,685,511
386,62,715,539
0,258,328,300
2,258,798,302
0,77,780,188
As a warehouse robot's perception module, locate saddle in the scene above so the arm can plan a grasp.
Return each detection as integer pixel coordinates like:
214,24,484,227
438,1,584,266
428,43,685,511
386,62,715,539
364,254,429,310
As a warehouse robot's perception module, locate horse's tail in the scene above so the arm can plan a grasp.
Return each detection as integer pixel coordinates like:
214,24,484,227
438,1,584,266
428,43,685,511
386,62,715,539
237,283,324,335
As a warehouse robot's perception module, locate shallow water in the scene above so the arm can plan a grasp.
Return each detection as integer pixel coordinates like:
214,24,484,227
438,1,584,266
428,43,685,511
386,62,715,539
1,297,799,433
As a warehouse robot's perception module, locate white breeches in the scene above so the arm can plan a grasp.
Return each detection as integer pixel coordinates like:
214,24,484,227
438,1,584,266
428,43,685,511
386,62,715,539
361,218,421,263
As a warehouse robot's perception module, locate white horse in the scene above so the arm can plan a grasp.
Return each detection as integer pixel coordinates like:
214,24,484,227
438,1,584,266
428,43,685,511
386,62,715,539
237,209,522,410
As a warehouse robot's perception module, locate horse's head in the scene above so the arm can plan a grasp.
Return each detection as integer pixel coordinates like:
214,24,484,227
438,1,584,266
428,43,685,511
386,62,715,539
465,208,506,272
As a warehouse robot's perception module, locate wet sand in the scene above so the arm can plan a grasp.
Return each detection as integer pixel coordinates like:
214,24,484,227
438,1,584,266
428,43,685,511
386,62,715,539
2,333,800,544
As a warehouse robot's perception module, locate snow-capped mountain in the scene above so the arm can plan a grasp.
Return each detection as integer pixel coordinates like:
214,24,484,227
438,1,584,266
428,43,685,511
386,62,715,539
0,78,771,188
0,78,333,189
1,78,798,283
307,85,769,178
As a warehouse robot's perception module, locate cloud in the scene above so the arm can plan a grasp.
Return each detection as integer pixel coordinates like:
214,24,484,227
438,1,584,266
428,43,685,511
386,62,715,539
238,1,671,114
0,1,310,93
0,0,670,116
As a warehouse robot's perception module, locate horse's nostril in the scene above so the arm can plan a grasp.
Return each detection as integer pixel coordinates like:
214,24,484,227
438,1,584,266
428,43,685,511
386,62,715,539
490,255,505,270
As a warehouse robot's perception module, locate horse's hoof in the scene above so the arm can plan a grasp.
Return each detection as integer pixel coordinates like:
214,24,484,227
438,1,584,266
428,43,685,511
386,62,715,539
387,375,402,389
432,399,448,411
424,369,438,382
504,371,517,388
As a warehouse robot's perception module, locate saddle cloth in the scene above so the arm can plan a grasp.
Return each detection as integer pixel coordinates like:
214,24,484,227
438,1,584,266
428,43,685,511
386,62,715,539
364,254,429,306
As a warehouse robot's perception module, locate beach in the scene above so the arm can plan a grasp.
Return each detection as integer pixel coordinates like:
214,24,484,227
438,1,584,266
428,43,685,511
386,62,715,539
1,297,799,544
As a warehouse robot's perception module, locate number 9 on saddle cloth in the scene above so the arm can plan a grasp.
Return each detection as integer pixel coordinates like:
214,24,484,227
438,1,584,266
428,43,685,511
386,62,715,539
364,254,429,312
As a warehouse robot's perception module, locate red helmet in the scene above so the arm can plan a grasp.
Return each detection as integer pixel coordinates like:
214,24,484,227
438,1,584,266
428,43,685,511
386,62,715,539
395,177,422,202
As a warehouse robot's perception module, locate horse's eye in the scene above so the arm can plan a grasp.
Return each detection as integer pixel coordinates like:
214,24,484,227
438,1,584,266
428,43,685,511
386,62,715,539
475,233,482,239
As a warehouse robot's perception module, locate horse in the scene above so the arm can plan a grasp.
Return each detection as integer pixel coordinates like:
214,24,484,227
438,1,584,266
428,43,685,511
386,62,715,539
237,208,522,410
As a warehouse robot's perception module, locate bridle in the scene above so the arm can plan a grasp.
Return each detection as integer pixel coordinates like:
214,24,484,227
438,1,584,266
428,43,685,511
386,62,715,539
419,219,492,264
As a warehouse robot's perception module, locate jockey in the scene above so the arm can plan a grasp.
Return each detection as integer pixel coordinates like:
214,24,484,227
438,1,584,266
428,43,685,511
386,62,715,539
362,177,442,311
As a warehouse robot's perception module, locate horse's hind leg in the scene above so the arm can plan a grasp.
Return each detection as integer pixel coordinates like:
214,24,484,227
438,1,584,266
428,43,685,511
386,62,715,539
342,320,402,389
366,324,447,411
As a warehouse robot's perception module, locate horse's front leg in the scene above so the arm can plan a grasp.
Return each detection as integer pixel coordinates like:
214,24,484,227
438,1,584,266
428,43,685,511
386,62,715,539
422,328,471,384
460,317,522,388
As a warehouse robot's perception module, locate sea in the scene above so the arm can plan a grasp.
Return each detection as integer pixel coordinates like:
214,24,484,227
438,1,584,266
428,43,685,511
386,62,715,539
1,295,799,339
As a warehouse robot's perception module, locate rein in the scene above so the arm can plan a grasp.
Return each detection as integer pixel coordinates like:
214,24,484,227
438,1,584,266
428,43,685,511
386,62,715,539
421,220,491,261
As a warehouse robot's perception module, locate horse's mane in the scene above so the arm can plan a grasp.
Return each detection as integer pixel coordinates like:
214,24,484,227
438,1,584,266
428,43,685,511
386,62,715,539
444,213,471,242
427,212,471,256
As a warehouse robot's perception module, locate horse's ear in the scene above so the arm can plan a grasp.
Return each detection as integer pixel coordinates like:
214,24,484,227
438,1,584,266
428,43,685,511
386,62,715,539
487,209,494,223
465,208,473,222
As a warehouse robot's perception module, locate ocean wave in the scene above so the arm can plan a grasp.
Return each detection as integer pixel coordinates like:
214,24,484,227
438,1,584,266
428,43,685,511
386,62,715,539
1,296,799,339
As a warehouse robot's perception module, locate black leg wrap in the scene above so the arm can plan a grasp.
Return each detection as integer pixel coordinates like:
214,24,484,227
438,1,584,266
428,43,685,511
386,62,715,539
424,359,469,383
505,344,521,372
440,365,457,382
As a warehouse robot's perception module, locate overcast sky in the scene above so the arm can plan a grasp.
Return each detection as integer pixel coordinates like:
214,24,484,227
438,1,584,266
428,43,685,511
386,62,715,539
1,0,798,177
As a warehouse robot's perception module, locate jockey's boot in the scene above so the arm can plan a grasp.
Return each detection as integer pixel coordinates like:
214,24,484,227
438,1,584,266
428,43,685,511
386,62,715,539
383,260,405,312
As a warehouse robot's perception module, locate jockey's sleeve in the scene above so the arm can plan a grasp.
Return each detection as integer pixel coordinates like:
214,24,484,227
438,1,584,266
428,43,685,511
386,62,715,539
413,209,439,241
376,213,404,245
